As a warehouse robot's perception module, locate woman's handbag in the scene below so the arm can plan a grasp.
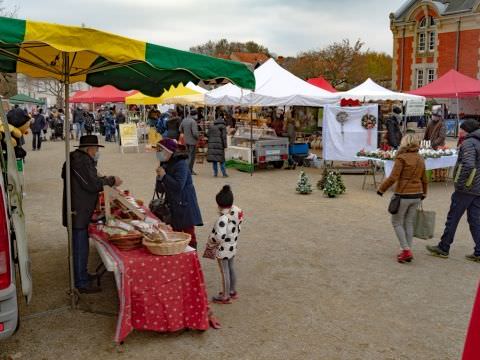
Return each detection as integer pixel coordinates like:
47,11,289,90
388,195,402,215
149,191,172,225
414,204,436,239
388,159,420,215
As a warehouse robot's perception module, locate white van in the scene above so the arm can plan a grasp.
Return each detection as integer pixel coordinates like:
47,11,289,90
0,100,32,339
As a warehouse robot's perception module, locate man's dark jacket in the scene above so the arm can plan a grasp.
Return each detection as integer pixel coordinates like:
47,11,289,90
62,149,115,229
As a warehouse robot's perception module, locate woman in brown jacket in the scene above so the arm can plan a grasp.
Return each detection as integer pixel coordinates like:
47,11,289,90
378,135,428,263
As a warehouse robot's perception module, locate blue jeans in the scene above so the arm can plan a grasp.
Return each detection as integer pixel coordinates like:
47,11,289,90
186,145,196,172
32,132,42,150
212,161,227,176
72,228,90,288
75,122,85,139
439,191,480,256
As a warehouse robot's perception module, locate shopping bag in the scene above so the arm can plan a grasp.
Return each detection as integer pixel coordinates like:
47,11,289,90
202,243,217,260
414,205,436,240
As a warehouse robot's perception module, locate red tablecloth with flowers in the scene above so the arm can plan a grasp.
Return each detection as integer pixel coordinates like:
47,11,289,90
463,282,480,359
88,225,209,343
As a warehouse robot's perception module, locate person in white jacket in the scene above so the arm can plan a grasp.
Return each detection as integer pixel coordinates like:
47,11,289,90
206,185,244,304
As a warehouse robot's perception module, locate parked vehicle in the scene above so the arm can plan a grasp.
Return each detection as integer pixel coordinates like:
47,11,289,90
0,100,32,340
229,126,289,169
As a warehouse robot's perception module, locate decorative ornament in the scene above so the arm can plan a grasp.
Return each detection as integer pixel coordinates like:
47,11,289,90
361,113,377,146
336,111,349,141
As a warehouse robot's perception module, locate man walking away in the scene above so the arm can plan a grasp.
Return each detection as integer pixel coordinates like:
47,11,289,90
180,109,200,175
427,119,480,262
31,109,46,151
73,106,85,140
116,109,126,145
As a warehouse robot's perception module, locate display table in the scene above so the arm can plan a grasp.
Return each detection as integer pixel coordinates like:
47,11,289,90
89,225,209,343
463,282,480,359
357,155,458,178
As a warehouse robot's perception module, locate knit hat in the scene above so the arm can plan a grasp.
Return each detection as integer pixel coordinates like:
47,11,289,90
216,185,234,208
460,119,480,134
158,138,178,153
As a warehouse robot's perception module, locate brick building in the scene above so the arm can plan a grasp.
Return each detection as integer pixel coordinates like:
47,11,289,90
390,0,480,92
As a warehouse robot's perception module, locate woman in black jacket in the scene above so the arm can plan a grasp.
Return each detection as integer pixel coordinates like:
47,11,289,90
207,112,228,177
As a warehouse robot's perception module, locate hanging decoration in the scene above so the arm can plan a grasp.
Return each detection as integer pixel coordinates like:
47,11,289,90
336,111,349,141
361,114,377,146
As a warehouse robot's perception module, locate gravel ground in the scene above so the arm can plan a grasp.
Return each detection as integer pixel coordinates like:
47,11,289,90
0,136,478,360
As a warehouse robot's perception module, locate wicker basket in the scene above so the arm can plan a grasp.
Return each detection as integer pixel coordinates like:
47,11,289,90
103,225,143,251
143,232,191,256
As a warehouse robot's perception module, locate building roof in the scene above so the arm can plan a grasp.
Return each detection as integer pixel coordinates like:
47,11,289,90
230,52,269,65
393,0,478,20
443,0,477,13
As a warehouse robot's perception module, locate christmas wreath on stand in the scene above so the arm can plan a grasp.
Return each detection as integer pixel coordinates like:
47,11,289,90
361,114,377,146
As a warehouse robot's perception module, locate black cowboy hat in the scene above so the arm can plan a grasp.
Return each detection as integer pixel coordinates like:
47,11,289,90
75,135,104,148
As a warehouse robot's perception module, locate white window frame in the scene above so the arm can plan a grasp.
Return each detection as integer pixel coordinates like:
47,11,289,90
418,32,426,53
427,68,436,84
417,69,425,88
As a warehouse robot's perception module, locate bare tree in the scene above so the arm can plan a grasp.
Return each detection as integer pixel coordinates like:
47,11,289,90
42,80,65,107
190,39,270,56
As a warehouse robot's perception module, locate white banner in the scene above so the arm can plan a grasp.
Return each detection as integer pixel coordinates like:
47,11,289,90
119,123,139,148
323,105,378,161
406,99,426,116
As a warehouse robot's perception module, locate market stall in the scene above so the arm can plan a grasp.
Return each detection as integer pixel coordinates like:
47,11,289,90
356,146,458,188
0,15,255,309
70,85,136,104
88,186,209,343
9,93,45,106
162,81,207,106
338,78,426,135
307,76,337,92
409,69,480,137
323,104,379,161
206,59,340,171
357,149,457,176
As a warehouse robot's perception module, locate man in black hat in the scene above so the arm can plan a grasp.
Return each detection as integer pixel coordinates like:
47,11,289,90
62,135,122,293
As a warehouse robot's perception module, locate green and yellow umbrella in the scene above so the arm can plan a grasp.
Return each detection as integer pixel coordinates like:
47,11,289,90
0,16,255,94
0,15,255,307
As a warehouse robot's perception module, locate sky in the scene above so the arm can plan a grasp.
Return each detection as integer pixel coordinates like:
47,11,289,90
9,0,407,56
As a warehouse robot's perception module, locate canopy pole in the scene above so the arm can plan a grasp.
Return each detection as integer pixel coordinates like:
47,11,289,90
456,95,461,137
250,106,253,176
63,51,76,310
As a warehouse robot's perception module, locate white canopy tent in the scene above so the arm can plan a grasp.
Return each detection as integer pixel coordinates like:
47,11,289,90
204,83,252,106
337,78,425,103
205,59,340,106
185,81,208,94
